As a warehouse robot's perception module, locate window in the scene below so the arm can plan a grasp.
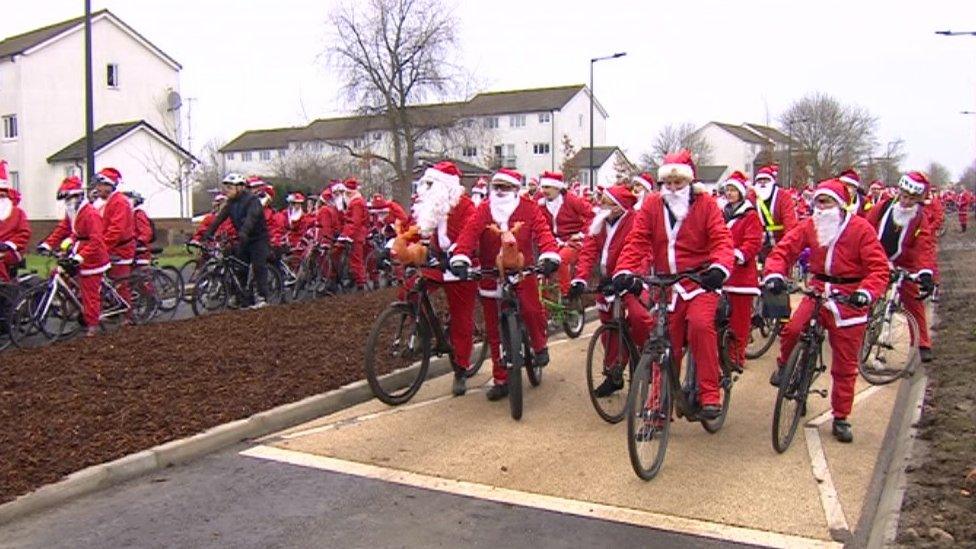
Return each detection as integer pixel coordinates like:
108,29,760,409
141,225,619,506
462,146,477,158
509,114,526,128
461,118,475,128
107,63,119,88
2,115,17,139
494,145,503,157
241,151,253,161
538,112,551,123
373,132,381,141
9,171,18,191
226,152,235,161
259,150,271,161
353,138,363,148
485,117,499,129
278,149,287,158
533,143,550,155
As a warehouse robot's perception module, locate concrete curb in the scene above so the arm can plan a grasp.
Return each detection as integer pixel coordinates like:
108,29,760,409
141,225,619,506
0,306,598,526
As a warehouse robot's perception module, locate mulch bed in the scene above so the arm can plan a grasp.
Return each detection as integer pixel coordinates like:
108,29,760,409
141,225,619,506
896,232,976,546
0,288,398,504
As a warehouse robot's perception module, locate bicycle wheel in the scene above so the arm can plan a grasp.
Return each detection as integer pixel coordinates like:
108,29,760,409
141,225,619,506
122,272,158,324
859,306,920,385
525,326,543,387
190,270,228,316
150,268,181,321
465,311,489,378
502,312,524,420
627,353,672,480
746,297,782,359
701,328,735,433
364,303,430,405
290,258,310,301
586,324,631,424
561,294,587,338
23,284,80,344
772,342,808,453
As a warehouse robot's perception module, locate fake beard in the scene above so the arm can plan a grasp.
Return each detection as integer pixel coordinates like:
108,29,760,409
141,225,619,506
0,198,12,221
589,207,613,236
65,197,83,225
755,183,774,201
471,194,483,207
288,207,302,223
489,190,519,229
662,185,691,221
545,193,563,219
334,196,346,212
892,203,919,227
813,207,843,246
91,197,107,211
414,181,456,235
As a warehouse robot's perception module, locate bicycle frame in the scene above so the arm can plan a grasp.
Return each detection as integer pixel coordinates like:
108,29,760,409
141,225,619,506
400,271,453,361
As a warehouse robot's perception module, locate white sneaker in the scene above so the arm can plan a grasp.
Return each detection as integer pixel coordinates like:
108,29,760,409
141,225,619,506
250,298,268,310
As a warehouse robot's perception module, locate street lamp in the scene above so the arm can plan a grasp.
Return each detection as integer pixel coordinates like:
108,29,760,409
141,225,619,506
784,116,808,189
589,52,626,190
84,0,95,186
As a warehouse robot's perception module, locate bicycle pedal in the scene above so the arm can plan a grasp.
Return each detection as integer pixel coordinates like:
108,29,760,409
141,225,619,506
811,389,828,398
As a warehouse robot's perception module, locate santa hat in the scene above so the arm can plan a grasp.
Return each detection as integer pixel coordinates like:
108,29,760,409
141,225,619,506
657,150,696,181
319,188,333,202
369,193,388,210
245,176,266,189
341,178,360,193
527,177,539,187
213,193,228,203
812,179,851,208
57,176,85,199
286,192,306,204
723,171,749,197
491,168,523,187
837,168,861,189
632,172,655,193
755,165,777,183
471,178,488,196
262,184,276,200
329,180,345,193
899,171,929,196
590,186,635,236
0,160,9,190
869,180,884,192
539,171,565,190
422,161,462,189
95,167,122,188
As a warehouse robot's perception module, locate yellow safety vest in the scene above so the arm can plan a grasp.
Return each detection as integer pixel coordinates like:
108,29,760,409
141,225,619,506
757,197,783,231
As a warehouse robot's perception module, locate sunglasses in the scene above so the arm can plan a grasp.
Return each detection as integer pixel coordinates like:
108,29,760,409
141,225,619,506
491,184,517,192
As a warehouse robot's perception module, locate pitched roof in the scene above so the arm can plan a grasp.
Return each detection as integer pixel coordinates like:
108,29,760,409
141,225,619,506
568,146,620,169
743,123,791,144
463,84,585,117
416,157,491,177
696,165,729,183
711,122,768,145
47,120,198,163
220,127,305,153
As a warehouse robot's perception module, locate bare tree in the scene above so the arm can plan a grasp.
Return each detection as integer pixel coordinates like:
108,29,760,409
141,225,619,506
190,138,225,216
924,161,952,189
613,150,636,181
326,0,465,204
957,159,976,192
640,122,713,170
558,134,579,182
779,93,878,181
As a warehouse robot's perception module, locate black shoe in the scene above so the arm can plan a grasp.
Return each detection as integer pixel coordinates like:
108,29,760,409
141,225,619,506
534,348,550,367
700,404,722,420
452,371,467,396
919,347,933,363
486,383,509,401
769,367,783,387
594,374,624,398
832,419,854,443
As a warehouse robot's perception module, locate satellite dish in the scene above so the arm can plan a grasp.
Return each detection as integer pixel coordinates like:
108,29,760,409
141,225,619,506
166,90,182,112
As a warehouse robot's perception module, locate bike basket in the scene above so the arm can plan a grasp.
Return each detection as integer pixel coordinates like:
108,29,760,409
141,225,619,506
761,288,791,319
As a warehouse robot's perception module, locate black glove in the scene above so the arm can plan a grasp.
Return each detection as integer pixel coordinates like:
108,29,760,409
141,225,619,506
700,267,727,291
849,290,871,308
917,273,935,295
765,277,788,295
612,273,642,295
449,261,469,281
538,257,560,276
568,280,586,300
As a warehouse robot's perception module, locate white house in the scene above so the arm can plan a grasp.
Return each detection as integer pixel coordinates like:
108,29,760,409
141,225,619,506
0,10,194,220
692,122,791,180
220,84,609,183
567,146,635,189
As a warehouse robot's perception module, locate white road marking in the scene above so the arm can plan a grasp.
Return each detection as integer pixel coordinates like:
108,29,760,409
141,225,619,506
241,445,842,549
804,426,850,534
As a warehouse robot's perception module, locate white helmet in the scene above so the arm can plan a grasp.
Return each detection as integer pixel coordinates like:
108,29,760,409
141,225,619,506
222,173,247,186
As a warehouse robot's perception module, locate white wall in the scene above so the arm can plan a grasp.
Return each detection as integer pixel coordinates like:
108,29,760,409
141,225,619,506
697,123,761,178
0,58,24,191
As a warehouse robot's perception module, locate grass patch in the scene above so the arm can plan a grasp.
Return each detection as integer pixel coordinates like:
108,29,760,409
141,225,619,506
23,244,192,277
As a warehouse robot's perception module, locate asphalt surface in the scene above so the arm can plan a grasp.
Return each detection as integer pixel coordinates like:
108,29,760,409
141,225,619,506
0,445,755,549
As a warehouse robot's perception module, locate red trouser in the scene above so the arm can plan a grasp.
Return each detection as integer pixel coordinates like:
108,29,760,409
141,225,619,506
556,245,580,295
109,263,132,312
777,296,866,419
481,274,548,384
726,293,755,367
670,293,722,407
80,273,103,328
959,210,968,230
0,255,18,283
348,240,367,286
597,293,653,368
901,282,930,349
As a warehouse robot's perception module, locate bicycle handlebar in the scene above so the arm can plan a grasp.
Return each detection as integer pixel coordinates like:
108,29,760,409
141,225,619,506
641,270,703,288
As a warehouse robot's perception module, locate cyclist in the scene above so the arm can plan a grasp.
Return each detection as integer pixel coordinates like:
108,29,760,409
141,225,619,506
838,168,871,217
470,178,488,207
630,172,655,210
203,173,271,309
190,191,234,245
569,184,650,396
0,164,31,282
611,149,734,420
93,167,136,314
763,179,889,443
720,171,764,369
537,171,593,296
336,178,369,291
750,165,798,258
38,176,111,337
124,191,155,268
867,181,885,210
865,171,937,363
958,187,973,232
281,192,314,253
450,167,561,401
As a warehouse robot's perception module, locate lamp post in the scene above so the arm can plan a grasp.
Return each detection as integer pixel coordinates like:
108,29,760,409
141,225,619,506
84,0,95,186
784,116,808,189
589,52,626,190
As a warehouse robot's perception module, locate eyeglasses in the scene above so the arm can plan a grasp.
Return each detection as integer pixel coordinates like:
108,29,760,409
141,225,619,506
814,197,835,207
491,184,517,192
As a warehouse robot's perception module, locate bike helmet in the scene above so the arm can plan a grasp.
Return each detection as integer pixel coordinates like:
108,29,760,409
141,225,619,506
222,173,247,186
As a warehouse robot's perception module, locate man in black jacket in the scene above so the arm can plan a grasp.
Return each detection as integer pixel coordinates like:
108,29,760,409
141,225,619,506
204,173,271,309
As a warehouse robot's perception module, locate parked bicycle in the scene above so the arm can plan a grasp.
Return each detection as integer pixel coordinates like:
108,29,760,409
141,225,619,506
584,283,637,423
538,276,586,338
859,268,922,385
189,243,284,315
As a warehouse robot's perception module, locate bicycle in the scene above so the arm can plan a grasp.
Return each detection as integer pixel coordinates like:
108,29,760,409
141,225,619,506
747,254,791,360
364,265,488,405
0,270,43,352
538,276,586,338
585,283,638,423
858,268,922,385
189,244,284,316
771,288,858,453
134,247,184,321
625,271,739,480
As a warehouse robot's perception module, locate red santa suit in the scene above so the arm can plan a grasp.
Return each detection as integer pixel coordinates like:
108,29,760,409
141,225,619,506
133,207,155,266
721,187,764,367
0,189,30,282
282,196,314,251
452,170,561,385
337,179,370,287
957,190,973,231
763,180,890,419
749,166,798,254
614,177,734,407
98,187,136,309
537,172,594,295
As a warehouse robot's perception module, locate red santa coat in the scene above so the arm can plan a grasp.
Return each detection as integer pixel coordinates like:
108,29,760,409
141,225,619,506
101,191,135,264
339,196,369,242
925,195,945,234
192,213,236,243
749,186,798,243
264,207,284,245
452,195,560,297
573,210,636,282
614,190,734,302
723,201,764,295
133,208,154,265
314,205,341,244
0,204,32,262
865,198,936,275
537,192,594,244
282,210,314,249
763,214,889,327
44,203,111,275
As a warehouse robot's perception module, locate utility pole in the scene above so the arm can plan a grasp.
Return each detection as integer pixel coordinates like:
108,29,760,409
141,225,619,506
84,0,95,186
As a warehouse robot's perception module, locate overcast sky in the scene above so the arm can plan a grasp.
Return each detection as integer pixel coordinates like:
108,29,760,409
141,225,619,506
6,0,976,177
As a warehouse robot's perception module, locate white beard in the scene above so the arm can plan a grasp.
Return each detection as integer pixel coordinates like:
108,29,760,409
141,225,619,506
813,207,843,246
334,196,346,212
892,204,919,227
92,197,107,212
66,198,83,226
288,207,302,223
489,191,520,230
0,198,12,221
662,186,691,221
589,207,613,236
545,194,563,219
471,194,483,207
414,180,459,236
634,193,645,211
755,183,774,202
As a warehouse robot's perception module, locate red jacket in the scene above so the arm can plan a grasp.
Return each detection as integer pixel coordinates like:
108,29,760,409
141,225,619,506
865,197,936,276
573,209,636,282
0,204,31,262
763,213,889,326
133,208,155,265
723,201,764,295
749,186,798,244
264,207,284,245
282,210,314,249
44,203,111,275
339,196,369,242
100,191,135,264
537,192,594,244
314,205,341,244
192,213,236,243
924,195,945,234
615,190,734,301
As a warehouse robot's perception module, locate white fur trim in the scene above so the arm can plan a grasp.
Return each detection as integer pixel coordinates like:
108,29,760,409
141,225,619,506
657,163,694,181
724,286,761,295
813,188,845,208
479,287,502,299
112,258,134,265
423,167,461,189
450,254,471,266
80,262,111,276
761,273,786,284
491,172,521,187
540,176,565,189
632,175,654,192
839,175,860,188
825,298,868,327
539,251,561,264
915,269,933,277
135,259,151,266
898,174,925,195
724,180,747,198
38,242,51,251
733,249,745,265
571,278,587,286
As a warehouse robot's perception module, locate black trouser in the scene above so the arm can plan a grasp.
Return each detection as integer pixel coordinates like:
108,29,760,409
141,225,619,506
236,238,270,303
